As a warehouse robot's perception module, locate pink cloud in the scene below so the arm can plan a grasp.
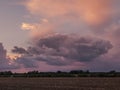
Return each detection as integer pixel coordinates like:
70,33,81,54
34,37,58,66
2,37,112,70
25,0,113,25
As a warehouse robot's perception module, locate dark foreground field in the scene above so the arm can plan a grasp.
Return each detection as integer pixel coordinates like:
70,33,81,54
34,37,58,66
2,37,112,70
0,78,120,90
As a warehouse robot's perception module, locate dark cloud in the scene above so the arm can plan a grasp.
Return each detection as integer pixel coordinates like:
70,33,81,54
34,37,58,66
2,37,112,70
15,56,38,68
12,34,112,66
12,46,28,54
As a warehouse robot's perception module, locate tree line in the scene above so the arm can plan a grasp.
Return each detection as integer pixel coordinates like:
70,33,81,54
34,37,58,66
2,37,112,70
0,70,119,77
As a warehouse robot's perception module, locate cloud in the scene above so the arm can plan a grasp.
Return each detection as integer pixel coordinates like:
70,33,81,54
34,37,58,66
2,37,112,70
24,0,114,25
21,0,120,35
21,0,120,38
21,21,54,37
15,56,38,68
12,46,28,54
22,0,120,38
0,43,18,70
21,23,35,30
12,34,112,66
18,0,120,71
0,43,7,60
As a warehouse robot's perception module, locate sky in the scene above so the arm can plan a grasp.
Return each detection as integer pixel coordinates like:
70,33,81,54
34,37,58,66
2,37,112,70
0,0,120,72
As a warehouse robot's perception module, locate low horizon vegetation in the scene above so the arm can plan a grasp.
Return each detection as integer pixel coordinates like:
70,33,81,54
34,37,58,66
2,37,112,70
0,70,119,77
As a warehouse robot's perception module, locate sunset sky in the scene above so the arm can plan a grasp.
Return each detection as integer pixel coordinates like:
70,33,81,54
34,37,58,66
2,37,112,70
0,0,120,72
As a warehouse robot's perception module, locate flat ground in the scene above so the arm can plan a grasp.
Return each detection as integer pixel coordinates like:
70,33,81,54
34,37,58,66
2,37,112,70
0,77,119,90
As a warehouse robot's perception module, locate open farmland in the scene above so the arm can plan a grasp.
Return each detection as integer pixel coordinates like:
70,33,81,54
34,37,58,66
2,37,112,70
0,78,119,90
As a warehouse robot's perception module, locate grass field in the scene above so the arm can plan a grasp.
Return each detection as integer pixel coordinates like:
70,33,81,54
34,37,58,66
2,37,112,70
0,77,119,90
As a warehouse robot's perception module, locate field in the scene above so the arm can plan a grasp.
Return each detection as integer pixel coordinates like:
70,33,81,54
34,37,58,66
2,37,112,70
0,78,119,90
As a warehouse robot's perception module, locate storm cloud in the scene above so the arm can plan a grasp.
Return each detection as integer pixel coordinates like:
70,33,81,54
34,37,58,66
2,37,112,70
12,34,112,66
